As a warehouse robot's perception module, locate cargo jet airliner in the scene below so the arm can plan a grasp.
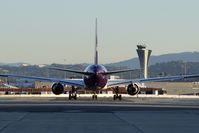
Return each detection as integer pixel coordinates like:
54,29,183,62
1,19,199,100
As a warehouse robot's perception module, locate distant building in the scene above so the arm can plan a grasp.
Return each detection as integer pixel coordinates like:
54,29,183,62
110,75,120,80
15,79,35,88
35,81,52,89
145,82,199,95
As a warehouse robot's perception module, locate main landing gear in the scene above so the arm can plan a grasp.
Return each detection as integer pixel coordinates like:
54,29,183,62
113,87,122,100
69,86,77,100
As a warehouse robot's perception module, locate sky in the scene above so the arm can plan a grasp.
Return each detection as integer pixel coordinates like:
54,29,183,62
0,0,199,64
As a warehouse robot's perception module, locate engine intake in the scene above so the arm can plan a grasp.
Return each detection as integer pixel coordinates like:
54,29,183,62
127,84,140,95
52,83,64,95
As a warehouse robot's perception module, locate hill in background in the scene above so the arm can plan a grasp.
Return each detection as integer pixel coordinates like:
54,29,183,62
108,52,199,68
1,52,199,81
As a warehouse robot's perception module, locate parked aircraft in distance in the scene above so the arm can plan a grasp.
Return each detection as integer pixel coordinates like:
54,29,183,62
1,19,199,100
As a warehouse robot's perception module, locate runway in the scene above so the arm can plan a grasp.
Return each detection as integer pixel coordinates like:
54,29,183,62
0,96,199,133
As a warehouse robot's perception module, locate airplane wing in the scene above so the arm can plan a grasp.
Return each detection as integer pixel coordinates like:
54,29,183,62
107,74,199,87
0,74,85,88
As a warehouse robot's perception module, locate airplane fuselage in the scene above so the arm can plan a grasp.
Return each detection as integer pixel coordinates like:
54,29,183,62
83,64,108,90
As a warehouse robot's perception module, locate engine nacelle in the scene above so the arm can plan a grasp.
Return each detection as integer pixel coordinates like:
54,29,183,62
127,84,140,96
52,83,64,95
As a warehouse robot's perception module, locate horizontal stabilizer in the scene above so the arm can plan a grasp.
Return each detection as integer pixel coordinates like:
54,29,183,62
48,67,94,75
103,69,140,75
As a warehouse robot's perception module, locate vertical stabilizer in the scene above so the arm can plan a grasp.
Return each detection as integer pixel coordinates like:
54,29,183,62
94,18,98,65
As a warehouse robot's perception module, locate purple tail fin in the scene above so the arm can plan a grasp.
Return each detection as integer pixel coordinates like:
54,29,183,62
95,18,98,65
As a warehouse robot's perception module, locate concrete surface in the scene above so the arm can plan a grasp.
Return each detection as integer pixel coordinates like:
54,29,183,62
1,94,199,99
0,97,199,133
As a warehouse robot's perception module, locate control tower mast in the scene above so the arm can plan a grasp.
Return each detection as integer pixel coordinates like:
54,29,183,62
136,45,152,79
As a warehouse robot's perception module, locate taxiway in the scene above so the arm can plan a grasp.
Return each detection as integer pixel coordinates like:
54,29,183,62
0,96,199,133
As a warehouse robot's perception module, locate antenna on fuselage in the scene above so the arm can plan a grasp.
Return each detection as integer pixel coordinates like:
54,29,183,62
94,18,98,65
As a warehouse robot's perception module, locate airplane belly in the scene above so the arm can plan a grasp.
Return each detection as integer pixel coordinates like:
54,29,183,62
83,74,107,89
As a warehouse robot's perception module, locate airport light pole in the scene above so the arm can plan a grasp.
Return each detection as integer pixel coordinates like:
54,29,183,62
181,61,187,75
184,62,187,75
2,69,9,84
64,59,67,79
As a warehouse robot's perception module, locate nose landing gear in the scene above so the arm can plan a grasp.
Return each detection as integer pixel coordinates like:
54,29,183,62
92,92,98,100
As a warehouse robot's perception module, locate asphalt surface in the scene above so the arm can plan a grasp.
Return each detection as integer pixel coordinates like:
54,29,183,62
0,96,199,133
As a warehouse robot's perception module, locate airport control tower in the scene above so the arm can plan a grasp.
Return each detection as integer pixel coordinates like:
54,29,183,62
136,45,152,79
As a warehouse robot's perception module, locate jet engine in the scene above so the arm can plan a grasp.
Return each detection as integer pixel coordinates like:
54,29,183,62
52,83,64,95
127,84,140,95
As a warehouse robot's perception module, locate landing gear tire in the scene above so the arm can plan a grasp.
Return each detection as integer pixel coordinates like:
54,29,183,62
113,95,116,100
92,94,97,100
113,94,122,100
119,95,122,101
74,94,77,100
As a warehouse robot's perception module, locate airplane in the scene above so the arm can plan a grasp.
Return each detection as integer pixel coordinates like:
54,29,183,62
1,19,199,100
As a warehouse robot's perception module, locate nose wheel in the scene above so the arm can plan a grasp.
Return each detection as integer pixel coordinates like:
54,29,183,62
92,94,98,100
